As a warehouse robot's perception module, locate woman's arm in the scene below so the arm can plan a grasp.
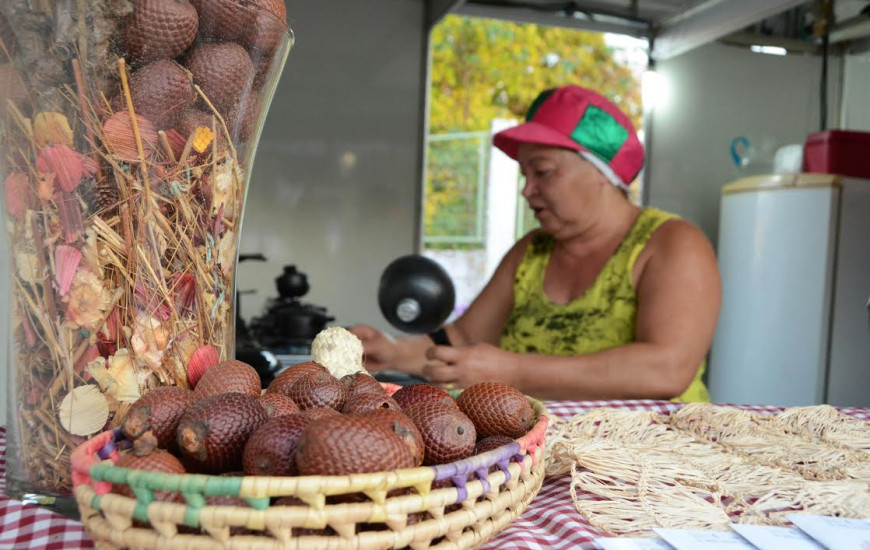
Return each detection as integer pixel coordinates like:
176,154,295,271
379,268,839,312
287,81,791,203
425,221,722,400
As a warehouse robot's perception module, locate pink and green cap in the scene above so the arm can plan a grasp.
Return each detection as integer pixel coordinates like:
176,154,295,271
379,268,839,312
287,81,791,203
493,85,644,190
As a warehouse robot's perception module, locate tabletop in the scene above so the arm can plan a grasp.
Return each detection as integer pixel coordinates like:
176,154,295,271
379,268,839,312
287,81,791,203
3,399,870,550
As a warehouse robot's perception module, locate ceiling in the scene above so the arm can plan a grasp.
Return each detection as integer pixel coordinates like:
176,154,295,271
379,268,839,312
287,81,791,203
429,0,870,60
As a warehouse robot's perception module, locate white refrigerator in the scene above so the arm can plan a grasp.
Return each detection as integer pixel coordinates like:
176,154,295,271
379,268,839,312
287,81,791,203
709,173,870,407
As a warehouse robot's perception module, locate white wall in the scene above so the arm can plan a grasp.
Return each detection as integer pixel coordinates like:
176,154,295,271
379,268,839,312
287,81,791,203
841,49,870,131
646,42,841,244
237,0,428,332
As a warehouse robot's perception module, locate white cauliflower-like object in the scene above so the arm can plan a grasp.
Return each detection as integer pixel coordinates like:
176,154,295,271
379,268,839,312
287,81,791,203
310,326,367,378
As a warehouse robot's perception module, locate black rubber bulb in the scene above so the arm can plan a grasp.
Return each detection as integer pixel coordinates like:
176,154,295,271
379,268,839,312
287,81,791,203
378,255,455,334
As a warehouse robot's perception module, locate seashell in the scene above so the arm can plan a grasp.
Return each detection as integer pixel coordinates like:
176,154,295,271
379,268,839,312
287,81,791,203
3,171,29,220
37,145,84,193
187,344,220,388
58,384,110,436
172,272,197,313
34,112,74,148
102,111,159,162
54,244,83,296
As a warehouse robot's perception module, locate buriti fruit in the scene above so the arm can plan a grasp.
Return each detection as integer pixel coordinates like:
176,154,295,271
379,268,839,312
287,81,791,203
340,372,386,399
192,359,261,401
257,393,299,418
392,383,457,410
190,0,255,42
341,392,400,415
266,361,328,396
177,393,267,473
123,0,199,64
295,416,414,476
404,402,476,465
286,371,347,411
123,60,194,130
242,414,309,476
121,385,195,453
183,42,254,115
112,449,186,502
362,408,425,467
456,382,533,439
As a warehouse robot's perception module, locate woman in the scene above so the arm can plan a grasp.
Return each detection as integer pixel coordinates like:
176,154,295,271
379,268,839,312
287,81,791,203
351,85,721,402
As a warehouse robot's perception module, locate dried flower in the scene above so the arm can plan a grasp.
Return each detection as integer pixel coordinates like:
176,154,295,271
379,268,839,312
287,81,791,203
217,229,236,275
172,272,197,313
163,128,187,160
33,112,74,148
3,171,29,220
15,251,40,284
211,159,243,218
192,126,215,154
37,145,86,193
131,313,171,372
89,349,141,403
134,281,171,320
63,269,113,331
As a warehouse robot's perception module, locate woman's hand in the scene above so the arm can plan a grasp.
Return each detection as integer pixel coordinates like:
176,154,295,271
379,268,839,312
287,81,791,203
422,343,522,390
347,324,396,373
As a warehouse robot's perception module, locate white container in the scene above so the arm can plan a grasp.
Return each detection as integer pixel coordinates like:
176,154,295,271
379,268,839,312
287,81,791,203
709,173,870,407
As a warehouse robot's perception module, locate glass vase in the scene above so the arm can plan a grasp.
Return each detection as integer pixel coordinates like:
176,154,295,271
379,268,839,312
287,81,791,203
0,0,292,514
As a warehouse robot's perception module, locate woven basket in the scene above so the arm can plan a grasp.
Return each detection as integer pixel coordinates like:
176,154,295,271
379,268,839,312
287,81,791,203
71,398,548,550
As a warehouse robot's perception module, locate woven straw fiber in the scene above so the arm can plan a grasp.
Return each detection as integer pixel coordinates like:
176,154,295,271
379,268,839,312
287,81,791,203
72,399,548,550
546,404,870,537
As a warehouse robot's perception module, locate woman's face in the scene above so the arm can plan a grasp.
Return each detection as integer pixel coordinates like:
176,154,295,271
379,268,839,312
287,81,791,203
517,144,610,237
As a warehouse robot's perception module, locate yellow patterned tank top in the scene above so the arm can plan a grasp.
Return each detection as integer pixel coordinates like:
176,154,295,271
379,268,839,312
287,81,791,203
498,207,709,403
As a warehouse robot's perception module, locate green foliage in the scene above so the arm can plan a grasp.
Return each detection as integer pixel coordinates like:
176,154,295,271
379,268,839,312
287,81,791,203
429,15,642,134
425,15,643,245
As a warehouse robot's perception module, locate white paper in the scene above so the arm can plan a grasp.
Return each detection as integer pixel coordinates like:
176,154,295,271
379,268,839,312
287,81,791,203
789,514,870,550
596,537,674,550
654,528,757,550
731,524,824,550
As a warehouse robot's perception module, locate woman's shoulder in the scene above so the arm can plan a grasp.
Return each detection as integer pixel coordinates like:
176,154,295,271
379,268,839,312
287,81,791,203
633,211,717,281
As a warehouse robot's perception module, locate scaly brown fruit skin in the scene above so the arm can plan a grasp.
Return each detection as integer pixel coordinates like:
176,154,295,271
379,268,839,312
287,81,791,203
242,414,309,476
177,393,268,474
112,449,186,502
404,401,476,465
266,361,328,396
340,372,387,399
392,383,457,410
124,0,199,64
362,408,425,467
121,386,195,453
241,0,288,56
287,371,347,411
121,60,195,130
456,382,533,439
190,0,255,42
183,42,254,116
474,435,516,456
341,392,400,415
296,416,414,476
257,393,299,418
192,359,261,401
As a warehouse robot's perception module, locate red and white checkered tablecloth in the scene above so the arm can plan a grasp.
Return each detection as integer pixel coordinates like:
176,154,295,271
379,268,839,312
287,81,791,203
2,400,869,550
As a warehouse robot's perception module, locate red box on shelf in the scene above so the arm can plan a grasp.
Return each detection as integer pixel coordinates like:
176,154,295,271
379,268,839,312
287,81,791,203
804,130,870,179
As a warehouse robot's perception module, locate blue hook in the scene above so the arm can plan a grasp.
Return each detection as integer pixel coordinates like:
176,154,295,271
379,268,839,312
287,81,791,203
730,136,750,167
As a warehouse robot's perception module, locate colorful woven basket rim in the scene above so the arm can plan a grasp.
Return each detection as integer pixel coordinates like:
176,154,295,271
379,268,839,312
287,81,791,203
71,398,548,515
